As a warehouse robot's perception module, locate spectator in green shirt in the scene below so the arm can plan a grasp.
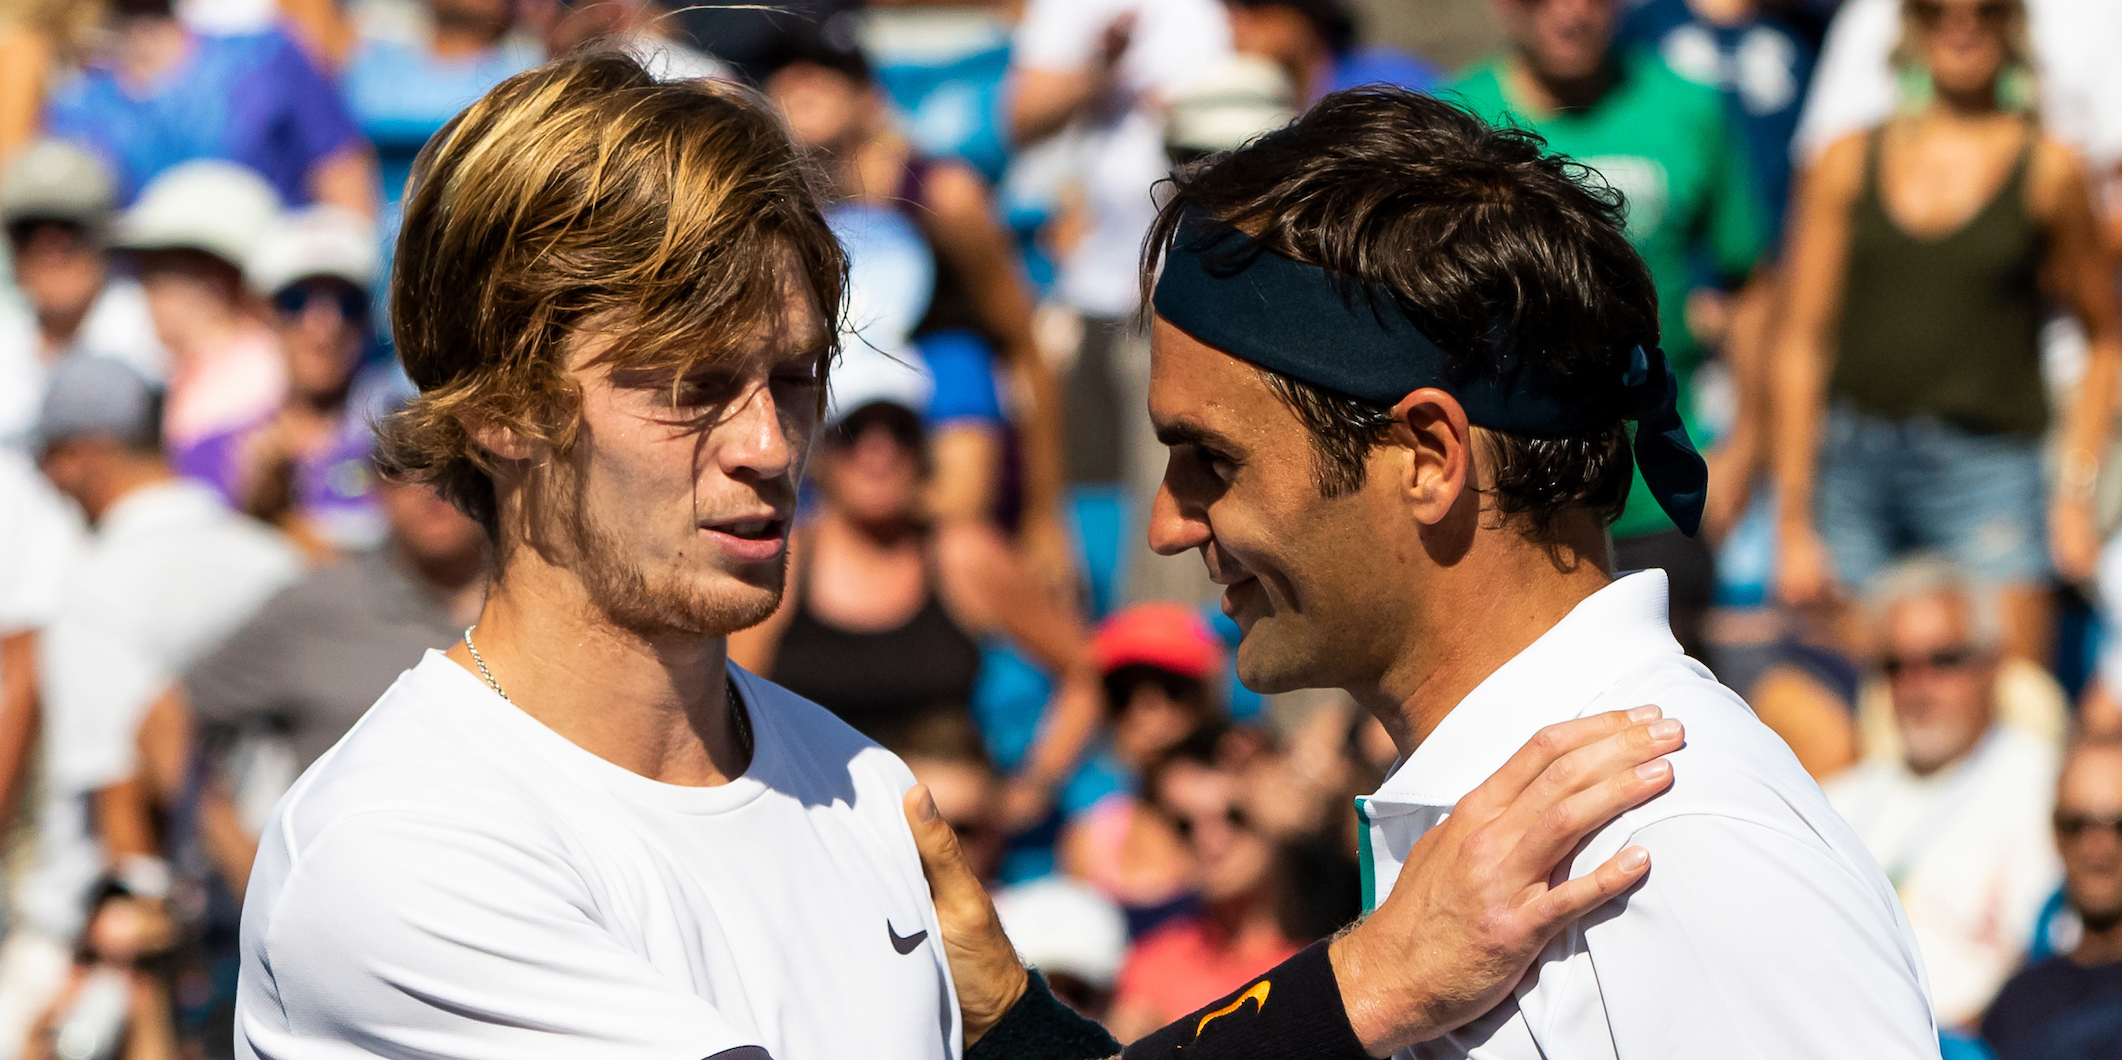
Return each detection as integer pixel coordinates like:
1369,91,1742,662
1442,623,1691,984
1448,0,1771,664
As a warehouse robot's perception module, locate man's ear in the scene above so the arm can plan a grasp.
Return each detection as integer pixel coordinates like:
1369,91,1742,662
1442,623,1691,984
467,416,538,463
1388,388,1472,527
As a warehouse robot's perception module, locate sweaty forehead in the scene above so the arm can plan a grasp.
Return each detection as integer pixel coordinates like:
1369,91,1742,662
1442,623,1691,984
1147,315,1293,448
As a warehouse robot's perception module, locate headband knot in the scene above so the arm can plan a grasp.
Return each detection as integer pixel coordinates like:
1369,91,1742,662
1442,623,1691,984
1152,212,1706,536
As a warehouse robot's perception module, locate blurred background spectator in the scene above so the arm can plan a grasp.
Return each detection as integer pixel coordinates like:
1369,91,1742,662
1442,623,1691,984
1773,0,2121,666
1824,558,2062,1029
0,0,2117,1051
0,141,166,449
1982,736,2122,1060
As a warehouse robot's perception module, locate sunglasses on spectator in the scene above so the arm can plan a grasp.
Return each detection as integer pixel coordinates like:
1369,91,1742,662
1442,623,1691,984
1909,0,2014,29
2054,812,2122,841
1880,646,1983,679
1169,803,1252,844
273,282,369,323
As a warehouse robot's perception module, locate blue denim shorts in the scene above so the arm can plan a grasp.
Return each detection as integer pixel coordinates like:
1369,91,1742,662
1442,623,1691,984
1816,402,2049,590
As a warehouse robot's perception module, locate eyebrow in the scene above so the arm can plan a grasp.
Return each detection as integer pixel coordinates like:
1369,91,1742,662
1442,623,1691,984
1155,419,1246,458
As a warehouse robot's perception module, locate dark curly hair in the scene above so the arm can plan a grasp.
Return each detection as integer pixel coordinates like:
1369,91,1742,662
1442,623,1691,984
1140,87,1660,540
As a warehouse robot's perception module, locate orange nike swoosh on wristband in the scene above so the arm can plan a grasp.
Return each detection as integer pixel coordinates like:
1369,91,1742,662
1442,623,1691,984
1194,979,1271,1038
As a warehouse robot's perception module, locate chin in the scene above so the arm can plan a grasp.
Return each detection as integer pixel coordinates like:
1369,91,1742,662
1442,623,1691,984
1232,633,1323,696
591,557,787,640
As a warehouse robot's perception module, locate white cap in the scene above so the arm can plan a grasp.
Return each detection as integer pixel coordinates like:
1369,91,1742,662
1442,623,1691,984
246,205,380,296
992,877,1129,989
1165,55,1298,157
1,139,116,226
826,342,934,426
113,160,281,267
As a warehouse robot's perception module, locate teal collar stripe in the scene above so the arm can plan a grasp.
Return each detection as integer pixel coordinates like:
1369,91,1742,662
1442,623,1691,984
1354,796,1376,915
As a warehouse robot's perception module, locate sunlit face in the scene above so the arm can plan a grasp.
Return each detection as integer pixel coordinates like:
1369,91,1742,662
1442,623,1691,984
1910,0,2016,99
1145,317,1415,695
1112,673,1206,767
7,221,105,328
272,278,367,405
379,478,486,570
1880,591,1997,775
1157,760,1276,903
524,258,827,638
766,62,873,154
1502,0,1618,84
135,248,244,360
813,407,924,527
2055,745,2122,930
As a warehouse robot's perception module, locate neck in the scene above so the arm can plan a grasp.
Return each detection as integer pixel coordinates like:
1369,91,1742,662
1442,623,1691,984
429,13,508,58
1506,52,1618,115
819,503,920,551
38,299,96,355
838,131,905,204
2073,911,2122,967
85,457,174,525
450,547,748,787
114,16,189,87
1363,523,1612,754
1204,882,1280,940
1927,84,2006,122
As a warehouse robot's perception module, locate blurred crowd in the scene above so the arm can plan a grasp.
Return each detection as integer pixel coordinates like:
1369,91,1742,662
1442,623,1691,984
0,0,2119,1056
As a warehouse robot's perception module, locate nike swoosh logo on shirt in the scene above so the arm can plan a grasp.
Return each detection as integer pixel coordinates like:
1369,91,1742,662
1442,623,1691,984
888,921,929,955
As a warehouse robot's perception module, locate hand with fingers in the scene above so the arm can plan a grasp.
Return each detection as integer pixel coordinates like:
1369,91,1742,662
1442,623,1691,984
1329,704,1684,1055
902,704,1683,1060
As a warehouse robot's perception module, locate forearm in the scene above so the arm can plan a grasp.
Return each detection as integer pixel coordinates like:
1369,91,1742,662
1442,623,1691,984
1770,335,1829,529
968,942,1372,1060
1009,69,1101,147
0,632,41,826
2058,338,2121,499
1015,663,1100,791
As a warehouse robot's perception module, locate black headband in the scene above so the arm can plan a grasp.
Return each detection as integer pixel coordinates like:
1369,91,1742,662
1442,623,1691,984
1150,212,1706,536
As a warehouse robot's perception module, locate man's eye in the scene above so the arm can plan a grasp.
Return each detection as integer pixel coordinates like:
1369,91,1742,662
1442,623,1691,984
1196,447,1237,482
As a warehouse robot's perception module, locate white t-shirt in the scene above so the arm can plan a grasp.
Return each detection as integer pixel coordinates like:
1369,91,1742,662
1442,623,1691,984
1012,0,1231,317
237,652,961,1060
1358,572,1939,1059
0,450,84,634
23,479,298,940
0,279,170,451
1824,726,2061,1026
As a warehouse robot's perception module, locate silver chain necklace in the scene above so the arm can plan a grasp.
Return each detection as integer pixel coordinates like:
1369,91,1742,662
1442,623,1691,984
463,625,753,758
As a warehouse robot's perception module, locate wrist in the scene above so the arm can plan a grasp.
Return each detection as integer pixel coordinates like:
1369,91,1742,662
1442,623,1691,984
1328,922,1421,1056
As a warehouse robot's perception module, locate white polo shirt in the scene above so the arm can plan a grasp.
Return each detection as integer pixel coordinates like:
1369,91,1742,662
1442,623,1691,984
237,652,960,1060
1357,571,1939,1060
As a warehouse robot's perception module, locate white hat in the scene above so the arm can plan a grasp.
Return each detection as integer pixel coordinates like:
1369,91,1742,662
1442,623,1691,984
113,160,281,267
1,139,116,226
246,205,380,296
1165,55,1298,158
992,877,1129,990
826,342,934,426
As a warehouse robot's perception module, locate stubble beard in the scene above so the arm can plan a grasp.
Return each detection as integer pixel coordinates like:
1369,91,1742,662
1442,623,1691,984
556,468,787,640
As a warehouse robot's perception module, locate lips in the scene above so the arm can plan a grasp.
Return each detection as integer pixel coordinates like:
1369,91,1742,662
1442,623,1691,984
700,513,790,563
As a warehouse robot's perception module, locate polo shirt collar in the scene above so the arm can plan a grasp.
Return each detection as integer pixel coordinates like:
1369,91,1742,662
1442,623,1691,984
1364,569,1681,813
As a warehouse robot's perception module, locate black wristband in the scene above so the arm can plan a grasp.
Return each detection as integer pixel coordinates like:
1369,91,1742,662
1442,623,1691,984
966,970,1122,1060
1121,940,1371,1060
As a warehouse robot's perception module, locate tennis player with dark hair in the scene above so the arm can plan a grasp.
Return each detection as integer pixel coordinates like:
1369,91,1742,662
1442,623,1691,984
233,54,1687,1060
921,87,1944,1060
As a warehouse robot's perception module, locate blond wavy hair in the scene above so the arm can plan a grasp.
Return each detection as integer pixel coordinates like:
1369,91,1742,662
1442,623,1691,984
376,51,845,534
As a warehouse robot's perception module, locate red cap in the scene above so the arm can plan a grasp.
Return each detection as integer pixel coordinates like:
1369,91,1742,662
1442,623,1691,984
1089,603,1223,681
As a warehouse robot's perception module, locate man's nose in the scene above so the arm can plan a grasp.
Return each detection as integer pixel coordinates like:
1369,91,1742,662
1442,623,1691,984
718,383,797,480
1147,458,1210,557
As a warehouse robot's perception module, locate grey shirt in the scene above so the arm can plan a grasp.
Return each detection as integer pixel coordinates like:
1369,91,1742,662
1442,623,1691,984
185,547,467,771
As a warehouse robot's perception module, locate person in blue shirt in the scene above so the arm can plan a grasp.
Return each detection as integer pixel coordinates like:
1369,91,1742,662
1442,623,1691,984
42,0,375,213
1617,0,1817,238
1223,0,1440,105
339,0,541,215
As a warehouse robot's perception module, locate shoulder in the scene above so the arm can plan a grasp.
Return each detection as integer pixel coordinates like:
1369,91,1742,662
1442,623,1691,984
2026,132,2093,218
1805,129,1872,197
917,159,994,222
1603,658,1841,829
738,668,916,790
267,661,563,859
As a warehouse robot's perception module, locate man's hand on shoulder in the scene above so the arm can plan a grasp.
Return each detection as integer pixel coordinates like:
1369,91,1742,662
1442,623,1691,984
902,786,1028,1046
1329,706,1683,1055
